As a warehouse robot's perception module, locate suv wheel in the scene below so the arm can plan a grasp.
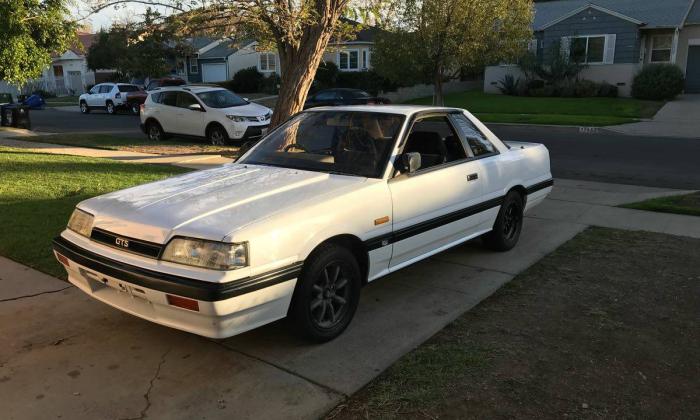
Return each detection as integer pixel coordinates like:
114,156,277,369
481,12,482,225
106,101,115,115
289,244,361,342
130,103,140,115
207,125,228,146
146,121,165,141
80,101,90,114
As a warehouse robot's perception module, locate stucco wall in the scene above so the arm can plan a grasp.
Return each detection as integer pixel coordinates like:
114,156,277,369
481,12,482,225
484,63,640,97
543,7,641,64
228,44,277,77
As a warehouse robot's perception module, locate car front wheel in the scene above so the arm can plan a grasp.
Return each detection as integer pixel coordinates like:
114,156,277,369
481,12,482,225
289,244,361,342
207,125,228,146
483,190,524,252
80,101,90,114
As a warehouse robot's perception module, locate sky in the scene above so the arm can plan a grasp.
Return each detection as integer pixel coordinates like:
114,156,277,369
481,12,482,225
74,1,172,31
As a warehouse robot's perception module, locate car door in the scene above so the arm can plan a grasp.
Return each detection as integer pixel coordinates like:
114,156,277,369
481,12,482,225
387,114,485,270
155,91,178,133
85,84,101,106
98,84,113,106
174,92,206,136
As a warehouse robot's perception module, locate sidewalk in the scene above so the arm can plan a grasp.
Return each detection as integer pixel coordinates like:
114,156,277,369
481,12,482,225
605,94,700,139
0,137,234,170
1,179,697,419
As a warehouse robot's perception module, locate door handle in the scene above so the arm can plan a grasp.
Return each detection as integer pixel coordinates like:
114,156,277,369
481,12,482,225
467,173,479,181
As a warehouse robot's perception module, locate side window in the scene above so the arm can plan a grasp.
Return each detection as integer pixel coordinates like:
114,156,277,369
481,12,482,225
89,85,100,94
160,92,177,107
403,116,467,170
99,85,113,94
150,92,162,103
451,114,497,157
314,91,338,101
176,92,199,108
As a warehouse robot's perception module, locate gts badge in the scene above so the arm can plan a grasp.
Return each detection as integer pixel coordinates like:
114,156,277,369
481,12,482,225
115,237,130,248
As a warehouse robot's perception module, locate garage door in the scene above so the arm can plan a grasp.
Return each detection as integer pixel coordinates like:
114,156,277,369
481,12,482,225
201,63,227,83
687,46,700,94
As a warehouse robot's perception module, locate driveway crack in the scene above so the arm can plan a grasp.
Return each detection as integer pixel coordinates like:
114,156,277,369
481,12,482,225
0,286,71,303
123,348,170,420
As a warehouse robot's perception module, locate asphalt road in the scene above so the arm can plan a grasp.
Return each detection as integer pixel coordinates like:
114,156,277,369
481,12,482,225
28,108,700,190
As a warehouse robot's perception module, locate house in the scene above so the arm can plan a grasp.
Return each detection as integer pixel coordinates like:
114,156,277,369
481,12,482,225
484,0,700,96
172,25,378,84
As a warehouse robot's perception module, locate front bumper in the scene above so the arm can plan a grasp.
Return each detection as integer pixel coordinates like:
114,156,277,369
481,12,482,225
52,236,300,338
226,123,270,140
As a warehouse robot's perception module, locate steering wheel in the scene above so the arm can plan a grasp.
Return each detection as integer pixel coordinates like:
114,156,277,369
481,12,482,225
284,143,309,153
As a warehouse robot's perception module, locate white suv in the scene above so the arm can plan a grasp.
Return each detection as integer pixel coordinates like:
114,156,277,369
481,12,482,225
79,83,141,114
139,86,273,145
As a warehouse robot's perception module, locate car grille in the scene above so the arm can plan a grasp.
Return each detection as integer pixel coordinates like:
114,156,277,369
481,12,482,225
244,112,271,122
90,228,163,259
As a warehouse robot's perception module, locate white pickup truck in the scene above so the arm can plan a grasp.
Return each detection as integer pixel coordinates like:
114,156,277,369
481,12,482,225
53,106,552,342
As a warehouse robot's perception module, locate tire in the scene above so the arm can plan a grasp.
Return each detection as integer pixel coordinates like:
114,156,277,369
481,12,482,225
146,121,165,142
106,101,116,115
482,191,525,252
130,102,140,115
289,244,362,342
207,124,229,146
80,101,90,114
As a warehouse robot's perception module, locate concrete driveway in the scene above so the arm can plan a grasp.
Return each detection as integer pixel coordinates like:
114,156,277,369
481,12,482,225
1,180,698,419
606,94,700,139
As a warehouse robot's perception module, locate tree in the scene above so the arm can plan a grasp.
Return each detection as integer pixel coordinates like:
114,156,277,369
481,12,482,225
372,0,533,104
0,0,76,86
88,0,377,126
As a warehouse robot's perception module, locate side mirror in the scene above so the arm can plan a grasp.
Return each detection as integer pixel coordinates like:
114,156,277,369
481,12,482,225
401,152,421,174
188,103,203,111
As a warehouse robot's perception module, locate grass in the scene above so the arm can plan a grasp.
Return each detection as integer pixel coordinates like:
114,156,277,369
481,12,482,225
20,133,240,157
406,90,665,126
620,192,700,217
333,228,700,419
0,147,190,278
44,95,80,106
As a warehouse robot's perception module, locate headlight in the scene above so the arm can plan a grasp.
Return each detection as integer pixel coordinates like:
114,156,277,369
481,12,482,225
162,238,248,270
67,208,94,237
226,115,246,122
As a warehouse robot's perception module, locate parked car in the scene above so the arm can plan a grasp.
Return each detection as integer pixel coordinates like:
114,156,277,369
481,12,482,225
79,83,141,115
53,105,552,342
304,88,391,109
139,86,273,145
126,77,187,115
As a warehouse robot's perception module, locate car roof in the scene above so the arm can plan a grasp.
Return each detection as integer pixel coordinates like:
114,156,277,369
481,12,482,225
304,104,463,116
156,85,225,93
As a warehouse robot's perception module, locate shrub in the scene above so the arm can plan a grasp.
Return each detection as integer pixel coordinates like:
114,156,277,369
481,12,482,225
597,82,618,98
230,67,264,93
497,74,520,95
632,64,685,100
336,70,399,95
313,62,339,91
260,73,281,94
573,79,598,97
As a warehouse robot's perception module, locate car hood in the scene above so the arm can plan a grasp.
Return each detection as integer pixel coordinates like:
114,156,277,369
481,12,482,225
218,101,271,117
80,164,366,244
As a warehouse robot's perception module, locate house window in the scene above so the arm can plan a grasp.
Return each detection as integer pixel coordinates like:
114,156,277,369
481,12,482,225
190,57,198,74
176,58,186,76
650,35,673,63
338,50,359,71
570,35,606,64
53,65,64,77
259,53,277,72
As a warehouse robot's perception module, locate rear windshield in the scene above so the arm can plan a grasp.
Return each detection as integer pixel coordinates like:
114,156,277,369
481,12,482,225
118,85,140,92
196,90,248,108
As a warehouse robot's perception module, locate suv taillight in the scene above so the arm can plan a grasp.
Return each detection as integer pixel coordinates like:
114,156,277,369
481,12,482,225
139,103,145,113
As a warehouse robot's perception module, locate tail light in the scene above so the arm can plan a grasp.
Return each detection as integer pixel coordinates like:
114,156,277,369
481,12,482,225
140,103,145,113
115,92,121,99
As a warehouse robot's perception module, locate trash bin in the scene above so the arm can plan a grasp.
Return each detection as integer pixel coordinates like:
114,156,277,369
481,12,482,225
1,104,31,129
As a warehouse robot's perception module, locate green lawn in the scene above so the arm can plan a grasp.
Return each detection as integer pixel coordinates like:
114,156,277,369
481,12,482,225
621,192,700,217
44,95,80,106
0,147,190,278
406,90,665,126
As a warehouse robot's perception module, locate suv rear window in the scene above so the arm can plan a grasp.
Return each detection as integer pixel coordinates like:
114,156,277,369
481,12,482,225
118,85,140,92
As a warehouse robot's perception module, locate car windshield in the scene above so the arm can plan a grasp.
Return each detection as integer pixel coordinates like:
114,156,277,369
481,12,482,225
240,111,405,178
196,90,248,108
118,85,140,92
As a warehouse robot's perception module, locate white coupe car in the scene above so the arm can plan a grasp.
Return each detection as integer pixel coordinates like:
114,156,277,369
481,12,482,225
53,106,552,342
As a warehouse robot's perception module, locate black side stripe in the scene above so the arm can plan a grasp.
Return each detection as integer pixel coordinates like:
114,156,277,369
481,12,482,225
53,236,303,302
365,179,553,251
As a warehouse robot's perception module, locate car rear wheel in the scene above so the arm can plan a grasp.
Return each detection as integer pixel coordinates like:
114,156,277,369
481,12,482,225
106,101,115,115
146,121,165,142
80,101,90,114
130,103,140,115
207,125,228,146
483,191,524,252
289,244,361,342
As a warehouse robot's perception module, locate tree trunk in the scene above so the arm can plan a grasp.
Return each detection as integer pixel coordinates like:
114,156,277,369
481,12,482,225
433,72,444,106
270,25,337,128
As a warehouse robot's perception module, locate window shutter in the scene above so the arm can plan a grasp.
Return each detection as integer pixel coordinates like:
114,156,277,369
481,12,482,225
560,36,571,59
604,34,617,64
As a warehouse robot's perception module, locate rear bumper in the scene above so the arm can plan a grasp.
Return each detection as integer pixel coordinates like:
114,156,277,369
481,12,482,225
52,236,300,338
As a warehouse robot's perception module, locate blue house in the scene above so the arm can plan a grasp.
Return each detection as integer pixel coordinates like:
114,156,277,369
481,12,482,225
485,0,700,96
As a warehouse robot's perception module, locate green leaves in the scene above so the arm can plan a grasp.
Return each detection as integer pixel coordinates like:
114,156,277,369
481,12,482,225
0,0,76,85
